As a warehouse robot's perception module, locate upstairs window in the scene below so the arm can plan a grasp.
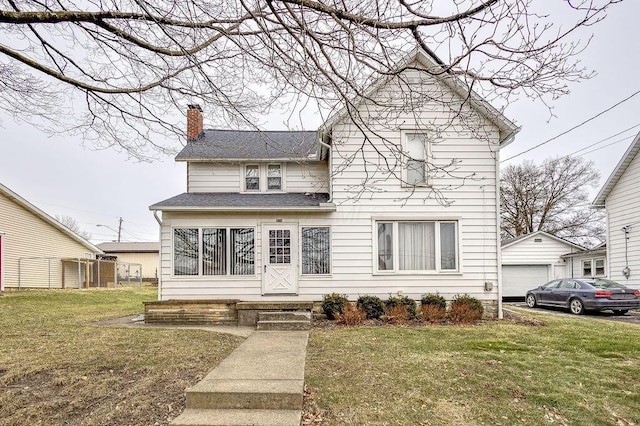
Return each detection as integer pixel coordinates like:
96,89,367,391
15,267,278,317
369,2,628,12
245,165,259,191
267,164,282,190
405,133,427,185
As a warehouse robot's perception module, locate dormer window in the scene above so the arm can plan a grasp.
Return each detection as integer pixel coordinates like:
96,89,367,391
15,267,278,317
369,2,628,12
267,164,282,190
245,165,259,191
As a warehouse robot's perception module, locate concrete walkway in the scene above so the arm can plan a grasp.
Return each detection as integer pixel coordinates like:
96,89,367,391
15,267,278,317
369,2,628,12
172,330,309,426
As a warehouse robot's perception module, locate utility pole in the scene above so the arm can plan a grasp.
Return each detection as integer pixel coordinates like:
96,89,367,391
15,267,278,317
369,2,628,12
117,217,123,243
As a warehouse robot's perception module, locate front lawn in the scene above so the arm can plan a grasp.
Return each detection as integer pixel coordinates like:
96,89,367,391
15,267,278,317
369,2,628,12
305,314,640,425
0,289,243,426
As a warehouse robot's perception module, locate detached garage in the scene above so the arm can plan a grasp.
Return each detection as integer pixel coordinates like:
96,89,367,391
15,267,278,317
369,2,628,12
501,231,583,299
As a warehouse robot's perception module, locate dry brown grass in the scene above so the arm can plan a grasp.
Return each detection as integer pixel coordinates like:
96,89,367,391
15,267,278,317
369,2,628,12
0,289,243,426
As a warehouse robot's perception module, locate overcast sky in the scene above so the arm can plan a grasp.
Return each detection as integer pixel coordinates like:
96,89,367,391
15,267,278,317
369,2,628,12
1,1,638,244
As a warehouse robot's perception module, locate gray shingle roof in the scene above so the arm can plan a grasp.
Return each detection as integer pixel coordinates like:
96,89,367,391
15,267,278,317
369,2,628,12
149,192,332,211
176,130,319,160
97,242,160,253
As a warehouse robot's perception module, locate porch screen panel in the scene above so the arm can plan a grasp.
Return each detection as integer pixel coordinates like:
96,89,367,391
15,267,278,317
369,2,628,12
203,228,226,275
231,228,255,275
440,222,457,270
302,227,330,274
399,222,435,270
174,228,198,275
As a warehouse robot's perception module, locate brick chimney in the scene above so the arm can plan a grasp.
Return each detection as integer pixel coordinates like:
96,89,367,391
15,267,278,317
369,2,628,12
186,104,203,141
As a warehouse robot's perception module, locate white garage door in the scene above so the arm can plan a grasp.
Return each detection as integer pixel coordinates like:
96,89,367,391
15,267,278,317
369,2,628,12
502,265,549,298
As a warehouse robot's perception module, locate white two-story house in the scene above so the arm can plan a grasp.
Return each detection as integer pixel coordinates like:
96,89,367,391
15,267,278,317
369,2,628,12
149,49,519,317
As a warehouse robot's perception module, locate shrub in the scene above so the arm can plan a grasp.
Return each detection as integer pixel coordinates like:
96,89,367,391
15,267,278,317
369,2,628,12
335,304,367,326
385,295,417,319
420,293,447,310
449,294,484,324
356,295,385,319
419,304,446,324
385,305,411,325
321,293,349,320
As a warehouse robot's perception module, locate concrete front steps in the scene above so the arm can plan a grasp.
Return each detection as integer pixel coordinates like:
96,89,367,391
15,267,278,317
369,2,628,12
256,311,311,331
171,331,308,426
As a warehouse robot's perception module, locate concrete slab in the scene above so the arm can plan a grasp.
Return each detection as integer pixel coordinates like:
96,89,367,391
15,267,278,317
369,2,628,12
172,330,309,424
92,315,255,337
171,408,301,426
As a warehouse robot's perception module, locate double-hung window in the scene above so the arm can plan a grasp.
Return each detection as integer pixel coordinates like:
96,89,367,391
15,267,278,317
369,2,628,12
301,227,331,275
376,221,457,272
174,228,255,276
582,258,605,277
405,133,427,186
582,260,592,277
245,165,259,191
267,164,282,190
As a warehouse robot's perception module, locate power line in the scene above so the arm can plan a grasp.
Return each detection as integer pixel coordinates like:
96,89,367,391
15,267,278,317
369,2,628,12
502,89,640,162
566,123,640,156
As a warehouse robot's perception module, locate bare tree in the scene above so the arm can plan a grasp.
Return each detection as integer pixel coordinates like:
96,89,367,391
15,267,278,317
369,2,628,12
55,214,92,240
0,0,621,198
500,156,605,247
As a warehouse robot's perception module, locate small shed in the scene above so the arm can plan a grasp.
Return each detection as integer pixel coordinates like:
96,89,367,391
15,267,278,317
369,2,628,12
501,231,584,298
96,242,159,283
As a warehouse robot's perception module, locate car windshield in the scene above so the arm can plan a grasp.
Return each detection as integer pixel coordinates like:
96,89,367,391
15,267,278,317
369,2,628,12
584,278,626,289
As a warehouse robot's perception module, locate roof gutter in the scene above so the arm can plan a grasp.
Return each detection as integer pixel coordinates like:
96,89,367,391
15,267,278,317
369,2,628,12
317,138,333,203
150,205,337,213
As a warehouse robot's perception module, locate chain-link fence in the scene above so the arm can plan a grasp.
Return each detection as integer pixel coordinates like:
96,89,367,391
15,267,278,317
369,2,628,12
17,257,142,289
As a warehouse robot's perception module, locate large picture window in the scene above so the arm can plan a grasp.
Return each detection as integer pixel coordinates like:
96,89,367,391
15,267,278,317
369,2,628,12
376,221,457,272
301,227,331,274
174,227,255,276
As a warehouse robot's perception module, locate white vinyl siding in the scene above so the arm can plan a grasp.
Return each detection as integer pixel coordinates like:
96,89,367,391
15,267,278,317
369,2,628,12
0,191,98,288
187,162,328,193
604,148,640,288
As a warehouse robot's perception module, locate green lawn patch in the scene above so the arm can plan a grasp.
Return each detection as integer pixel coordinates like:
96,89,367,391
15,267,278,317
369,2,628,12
0,289,244,425
305,314,640,425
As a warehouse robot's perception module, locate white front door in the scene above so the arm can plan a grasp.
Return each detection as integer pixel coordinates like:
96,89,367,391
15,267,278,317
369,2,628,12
262,224,298,295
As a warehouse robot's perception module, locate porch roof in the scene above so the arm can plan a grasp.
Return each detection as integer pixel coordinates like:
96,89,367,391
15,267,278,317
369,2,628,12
149,192,335,212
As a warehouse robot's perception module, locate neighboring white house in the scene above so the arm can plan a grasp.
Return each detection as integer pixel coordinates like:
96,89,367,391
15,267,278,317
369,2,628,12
593,130,640,289
560,243,607,279
500,231,584,298
149,49,520,316
0,182,102,289
97,242,159,282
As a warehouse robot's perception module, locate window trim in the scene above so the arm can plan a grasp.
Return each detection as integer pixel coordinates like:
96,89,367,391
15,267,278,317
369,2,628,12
372,219,460,275
172,227,257,278
401,131,431,187
299,225,332,277
581,257,606,277
241,163,285,192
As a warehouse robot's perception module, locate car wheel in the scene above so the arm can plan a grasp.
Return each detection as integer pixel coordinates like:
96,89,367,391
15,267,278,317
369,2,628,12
526,293,537,308
569,298,584,315
612,310,629,316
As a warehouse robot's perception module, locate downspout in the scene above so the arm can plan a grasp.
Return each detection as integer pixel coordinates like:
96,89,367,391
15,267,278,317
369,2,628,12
496,151,503,320
317,137,333,203
153,210,163,300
